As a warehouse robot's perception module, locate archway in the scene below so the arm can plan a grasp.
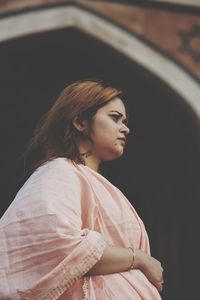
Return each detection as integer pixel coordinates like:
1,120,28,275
0,4,199,116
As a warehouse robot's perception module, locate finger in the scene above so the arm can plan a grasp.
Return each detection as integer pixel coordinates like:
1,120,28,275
160,281,164,291
156,279,164,291
157,283,163,292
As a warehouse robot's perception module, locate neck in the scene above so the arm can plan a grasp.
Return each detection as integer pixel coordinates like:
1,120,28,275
78,141,101,172
80,153,101,172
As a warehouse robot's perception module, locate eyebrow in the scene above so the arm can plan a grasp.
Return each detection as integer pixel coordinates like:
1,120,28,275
109,110,128,124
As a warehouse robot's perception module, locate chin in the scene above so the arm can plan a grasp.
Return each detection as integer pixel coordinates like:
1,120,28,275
115,146,124,157
103,150,124,162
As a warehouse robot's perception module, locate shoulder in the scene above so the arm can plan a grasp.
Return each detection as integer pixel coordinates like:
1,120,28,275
6,158,84,221
16,158,85,206
28,157,80,186
36,157,75,176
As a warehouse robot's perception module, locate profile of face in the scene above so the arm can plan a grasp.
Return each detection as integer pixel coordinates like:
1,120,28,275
76,97,130,162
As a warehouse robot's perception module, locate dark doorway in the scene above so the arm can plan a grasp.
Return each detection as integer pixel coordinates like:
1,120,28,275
0,27,199,300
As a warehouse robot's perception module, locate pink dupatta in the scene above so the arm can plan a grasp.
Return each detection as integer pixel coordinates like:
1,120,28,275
0,158,161,299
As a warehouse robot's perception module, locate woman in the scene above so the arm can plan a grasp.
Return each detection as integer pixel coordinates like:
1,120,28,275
0,79,163,299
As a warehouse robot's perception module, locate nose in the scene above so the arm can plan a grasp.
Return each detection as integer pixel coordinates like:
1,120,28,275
120,123,130,136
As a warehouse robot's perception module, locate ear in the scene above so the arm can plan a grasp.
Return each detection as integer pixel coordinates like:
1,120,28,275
72,116,88,132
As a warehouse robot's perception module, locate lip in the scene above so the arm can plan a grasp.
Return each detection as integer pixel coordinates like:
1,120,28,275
118,138,126,144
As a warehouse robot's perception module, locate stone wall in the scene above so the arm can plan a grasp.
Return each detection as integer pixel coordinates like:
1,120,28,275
0,0,199,80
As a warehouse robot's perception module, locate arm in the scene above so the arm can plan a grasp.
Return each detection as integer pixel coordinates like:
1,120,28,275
87,245,164,292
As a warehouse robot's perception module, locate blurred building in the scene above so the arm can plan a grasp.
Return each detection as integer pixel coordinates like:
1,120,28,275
0,1,199,299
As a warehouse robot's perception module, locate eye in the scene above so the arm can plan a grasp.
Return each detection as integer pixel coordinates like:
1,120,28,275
110,114,120,122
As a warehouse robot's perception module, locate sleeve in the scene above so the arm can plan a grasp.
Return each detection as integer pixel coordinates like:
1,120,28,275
0,159,107,300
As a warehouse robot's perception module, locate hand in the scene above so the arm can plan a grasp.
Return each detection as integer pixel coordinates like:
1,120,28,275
134,249,164,292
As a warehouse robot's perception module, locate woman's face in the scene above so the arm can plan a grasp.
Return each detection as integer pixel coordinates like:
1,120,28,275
88,97,130,162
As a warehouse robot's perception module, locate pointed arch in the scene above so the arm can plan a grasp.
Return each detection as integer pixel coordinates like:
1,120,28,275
0,4,199,116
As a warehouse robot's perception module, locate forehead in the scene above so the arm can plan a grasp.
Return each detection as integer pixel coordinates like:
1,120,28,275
100,97,126,114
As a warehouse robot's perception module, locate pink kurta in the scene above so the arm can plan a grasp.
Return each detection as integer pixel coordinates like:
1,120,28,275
0,158,161,299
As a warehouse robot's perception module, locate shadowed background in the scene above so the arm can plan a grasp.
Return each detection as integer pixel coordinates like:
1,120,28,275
0,1,200,299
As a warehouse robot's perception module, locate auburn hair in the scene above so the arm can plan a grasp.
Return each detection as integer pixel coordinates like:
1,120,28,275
23,79,123,177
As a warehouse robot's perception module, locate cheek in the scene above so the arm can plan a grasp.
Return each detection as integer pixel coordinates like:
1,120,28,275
92,119,116,141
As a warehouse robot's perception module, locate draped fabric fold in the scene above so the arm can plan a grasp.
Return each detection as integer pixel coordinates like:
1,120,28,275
0,159,106,299
0,158,161,299
17,230,106,300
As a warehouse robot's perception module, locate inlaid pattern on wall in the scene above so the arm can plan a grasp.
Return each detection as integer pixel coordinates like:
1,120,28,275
178,24,200,63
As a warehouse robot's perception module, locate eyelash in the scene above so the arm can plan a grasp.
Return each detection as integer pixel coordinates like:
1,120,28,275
111,114,120,122
110,114,127,126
